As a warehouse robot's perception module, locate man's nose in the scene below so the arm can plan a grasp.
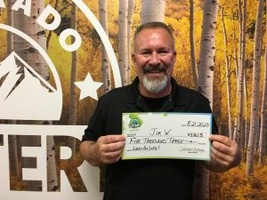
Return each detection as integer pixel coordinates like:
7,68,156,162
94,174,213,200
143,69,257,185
148,52,160,66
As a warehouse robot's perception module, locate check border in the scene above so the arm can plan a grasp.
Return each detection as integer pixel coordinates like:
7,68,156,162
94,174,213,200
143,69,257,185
122,112,212,161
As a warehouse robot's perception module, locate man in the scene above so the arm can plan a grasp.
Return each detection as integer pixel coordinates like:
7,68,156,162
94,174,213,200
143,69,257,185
80,22,241,200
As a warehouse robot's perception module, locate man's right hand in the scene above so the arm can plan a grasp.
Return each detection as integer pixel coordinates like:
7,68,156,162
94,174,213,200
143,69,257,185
80,135,126,166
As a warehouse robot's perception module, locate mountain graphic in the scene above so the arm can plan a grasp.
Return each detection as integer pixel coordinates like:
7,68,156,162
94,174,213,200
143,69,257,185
0,51,62,120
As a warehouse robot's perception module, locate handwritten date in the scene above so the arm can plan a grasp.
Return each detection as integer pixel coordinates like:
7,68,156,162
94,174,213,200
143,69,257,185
185,121,209,127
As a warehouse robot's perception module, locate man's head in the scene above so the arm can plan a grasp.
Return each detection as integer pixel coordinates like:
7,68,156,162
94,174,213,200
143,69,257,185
132,21,177,98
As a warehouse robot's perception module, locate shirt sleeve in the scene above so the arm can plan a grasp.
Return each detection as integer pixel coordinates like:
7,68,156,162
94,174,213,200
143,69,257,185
82,97,106,142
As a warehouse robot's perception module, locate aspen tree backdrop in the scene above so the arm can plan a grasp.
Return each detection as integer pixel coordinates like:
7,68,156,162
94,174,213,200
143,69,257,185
0,0,266,199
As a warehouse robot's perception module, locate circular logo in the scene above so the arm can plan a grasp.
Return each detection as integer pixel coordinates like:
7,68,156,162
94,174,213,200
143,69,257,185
0,1,121,121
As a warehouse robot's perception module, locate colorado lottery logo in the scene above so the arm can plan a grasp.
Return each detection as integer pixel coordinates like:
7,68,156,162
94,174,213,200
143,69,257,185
0,0,121,121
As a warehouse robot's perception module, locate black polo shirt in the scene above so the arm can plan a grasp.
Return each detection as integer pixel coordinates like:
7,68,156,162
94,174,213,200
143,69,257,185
83,77,217,200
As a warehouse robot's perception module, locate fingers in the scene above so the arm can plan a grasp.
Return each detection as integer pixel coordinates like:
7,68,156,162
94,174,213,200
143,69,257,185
209,134,234,147
209,134,241,170
100,134,126,145
210,145,235,168
96,135,126,164
209,135,238,154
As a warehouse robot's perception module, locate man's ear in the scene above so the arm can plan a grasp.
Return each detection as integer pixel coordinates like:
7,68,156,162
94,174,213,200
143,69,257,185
131,53,136,63
172,51,177,63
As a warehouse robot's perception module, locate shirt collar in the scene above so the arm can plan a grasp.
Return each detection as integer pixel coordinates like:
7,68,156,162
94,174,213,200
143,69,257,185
130,77,186,111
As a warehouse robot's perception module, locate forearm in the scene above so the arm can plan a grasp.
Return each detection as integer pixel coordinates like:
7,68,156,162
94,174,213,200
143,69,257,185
80,140,103,167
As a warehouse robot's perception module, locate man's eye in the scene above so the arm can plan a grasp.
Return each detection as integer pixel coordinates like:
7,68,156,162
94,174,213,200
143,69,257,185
158,50,170,56
159,52,168,56
141,52,151,57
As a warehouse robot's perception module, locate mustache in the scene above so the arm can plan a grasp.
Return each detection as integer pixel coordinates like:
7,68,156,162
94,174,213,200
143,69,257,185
143,64,166,74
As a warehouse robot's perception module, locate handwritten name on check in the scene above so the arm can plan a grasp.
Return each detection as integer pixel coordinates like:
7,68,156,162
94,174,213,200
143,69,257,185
122,112,212,161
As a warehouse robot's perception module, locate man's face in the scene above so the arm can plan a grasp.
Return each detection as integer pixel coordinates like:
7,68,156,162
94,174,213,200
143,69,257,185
132,27,176,96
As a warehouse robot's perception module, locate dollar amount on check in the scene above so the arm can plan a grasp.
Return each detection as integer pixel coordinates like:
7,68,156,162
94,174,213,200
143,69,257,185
122,112,212,160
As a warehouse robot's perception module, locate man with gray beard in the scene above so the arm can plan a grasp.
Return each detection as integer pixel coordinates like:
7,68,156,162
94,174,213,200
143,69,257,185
80,21,241,200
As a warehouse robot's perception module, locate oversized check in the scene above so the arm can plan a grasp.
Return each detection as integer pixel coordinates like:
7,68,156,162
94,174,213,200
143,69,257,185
122,112,212,160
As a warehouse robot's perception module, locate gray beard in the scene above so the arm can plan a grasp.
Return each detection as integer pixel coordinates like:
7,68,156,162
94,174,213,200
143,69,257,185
142,75,168,94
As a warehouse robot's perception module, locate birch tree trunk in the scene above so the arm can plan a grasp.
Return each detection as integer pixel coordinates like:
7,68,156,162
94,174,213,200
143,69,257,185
220,7,233,138
234,0,247,146
243,73,249,148
13,1,47,76
98,0,110,191
99,0,111,93
197,0,218,103
67,1,78,163
69,2,77,125
190,0,198,89
258,0,267,161
6,0,20,182
246,0,264,176
128,0,135,76
118,0,129,86
13,0,59,191
8,135,20,183
47,136,59,191
195,0,218,199
7,0,13,54
258,43,267,166
141,0,165,23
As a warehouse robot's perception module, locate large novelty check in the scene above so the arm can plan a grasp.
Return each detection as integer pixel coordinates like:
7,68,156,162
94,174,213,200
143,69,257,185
122,112,212,160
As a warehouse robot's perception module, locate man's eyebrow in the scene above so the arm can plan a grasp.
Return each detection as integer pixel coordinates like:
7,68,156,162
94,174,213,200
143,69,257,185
158,47,171,50
138,48,152,52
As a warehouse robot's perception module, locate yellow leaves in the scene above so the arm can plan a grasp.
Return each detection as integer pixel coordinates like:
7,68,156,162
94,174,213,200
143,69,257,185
210,161,267,199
